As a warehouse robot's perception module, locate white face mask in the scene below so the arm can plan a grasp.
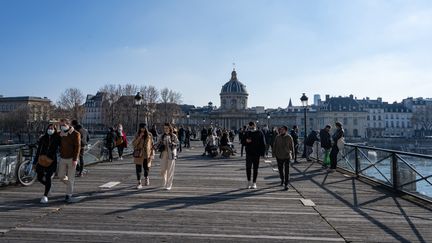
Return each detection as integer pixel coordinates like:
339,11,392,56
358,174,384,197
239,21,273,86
119,127,123,131
47,129,55,135
61,125,69,132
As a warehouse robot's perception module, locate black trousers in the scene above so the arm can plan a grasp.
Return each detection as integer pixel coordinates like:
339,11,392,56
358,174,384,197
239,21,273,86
108,148,113,161
246,155,260,183
136,159,149,181
36,164,56,196
276,158,290,185
240,145,245,157
117,146,124,157
293,144,298,162
76,146,85,174
330,145,339,169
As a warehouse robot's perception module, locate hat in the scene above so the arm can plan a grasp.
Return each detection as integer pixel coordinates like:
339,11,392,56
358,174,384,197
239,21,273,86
139,123,147,129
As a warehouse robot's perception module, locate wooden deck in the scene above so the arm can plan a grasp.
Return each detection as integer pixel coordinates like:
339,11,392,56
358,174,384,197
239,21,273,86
1,141,431,242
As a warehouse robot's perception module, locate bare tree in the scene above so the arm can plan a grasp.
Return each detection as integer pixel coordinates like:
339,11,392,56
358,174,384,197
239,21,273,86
140,85,159,125
57,88,85,121
412,105,432,136
158,88,182,123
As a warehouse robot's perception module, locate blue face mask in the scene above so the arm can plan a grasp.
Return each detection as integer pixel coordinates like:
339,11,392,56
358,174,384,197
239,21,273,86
47,129,55,135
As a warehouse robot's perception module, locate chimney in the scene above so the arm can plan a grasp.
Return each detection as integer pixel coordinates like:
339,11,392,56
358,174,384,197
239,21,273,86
325,94,330,101
349,94,354,99
377,97,382,102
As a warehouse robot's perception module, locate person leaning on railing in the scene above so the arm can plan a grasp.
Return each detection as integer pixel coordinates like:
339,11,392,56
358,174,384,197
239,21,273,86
329,122,344,172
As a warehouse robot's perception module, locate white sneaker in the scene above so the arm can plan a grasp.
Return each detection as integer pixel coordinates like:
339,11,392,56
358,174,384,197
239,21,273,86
251,183,257,189
119,157,123,160
247,181,252,189
136,184,143,189
40,196,48,204
165,186,171,191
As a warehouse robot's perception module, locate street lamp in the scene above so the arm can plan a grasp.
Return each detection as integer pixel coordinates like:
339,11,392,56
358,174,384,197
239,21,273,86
300,93,309,158
267,113,271,128
186,112,190,127
134,92,143,131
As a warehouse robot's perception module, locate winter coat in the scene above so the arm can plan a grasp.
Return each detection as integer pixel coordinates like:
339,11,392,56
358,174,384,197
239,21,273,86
245,129,266,157
132,133,154,166
105,131,116,149
157,133,179,160
34,133,61,170
116,130,128,148
290,129,299,145
320,129,332,149
273,133,294,160
60,127,81,161
305,130,319,146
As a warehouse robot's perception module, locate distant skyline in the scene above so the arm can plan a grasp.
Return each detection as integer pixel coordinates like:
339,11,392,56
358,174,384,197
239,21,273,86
1,0,432,108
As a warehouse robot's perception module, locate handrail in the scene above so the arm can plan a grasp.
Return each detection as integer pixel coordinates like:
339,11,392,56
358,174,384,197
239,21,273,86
345,143,432,160
312,142,432,204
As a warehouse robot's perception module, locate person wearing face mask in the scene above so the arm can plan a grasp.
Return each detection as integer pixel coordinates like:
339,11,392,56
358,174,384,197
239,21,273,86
105,127,116,162
156,123,179,190
58,118,81,203
33,124,61,203
244,121,266,189
132,123,154,189
116,124,128,160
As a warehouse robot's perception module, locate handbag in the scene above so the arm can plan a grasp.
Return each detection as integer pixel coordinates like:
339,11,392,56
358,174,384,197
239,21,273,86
115,136,124,147
38,155,54,167
158,144,165,153
133,148,142,158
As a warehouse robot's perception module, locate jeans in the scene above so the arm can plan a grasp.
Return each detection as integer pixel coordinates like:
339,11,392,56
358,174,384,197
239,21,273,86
118,146,124,158
36,164,56,196
246,155,260,183
136,159,149,181
276,158,290,185
58,158,77,196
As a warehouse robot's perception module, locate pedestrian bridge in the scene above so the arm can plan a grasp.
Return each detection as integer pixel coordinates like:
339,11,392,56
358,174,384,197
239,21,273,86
0,141,431,242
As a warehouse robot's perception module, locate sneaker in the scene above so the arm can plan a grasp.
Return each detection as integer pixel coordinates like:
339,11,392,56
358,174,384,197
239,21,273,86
66,196,79,203
284,185,289,191
136,184,143,189
165,186,171,191
144,177,150,186
251,183,257,189
40,196,48,204
247,181,252,189
64,194,71,202
119,157,123,160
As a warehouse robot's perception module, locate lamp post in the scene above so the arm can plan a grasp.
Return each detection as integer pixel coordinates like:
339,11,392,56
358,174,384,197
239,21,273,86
300,93,308,158
186,112,190,127
267,113,271,128
134,92,143,131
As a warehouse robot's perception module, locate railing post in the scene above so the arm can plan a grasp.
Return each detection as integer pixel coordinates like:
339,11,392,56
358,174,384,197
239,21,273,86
355,146,360,177
392,152,398,190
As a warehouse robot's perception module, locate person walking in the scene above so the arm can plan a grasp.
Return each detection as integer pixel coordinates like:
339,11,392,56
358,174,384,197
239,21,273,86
116,124,128,160
157,123,179,190
178,125,185,153
58,118,81,203
329,122,344,172
273,125,294,191
105,127,116,162
244,121,266,189
290,125,299,163
150,124,159,144
132,123,154,189
200,127,208,147
185,127,191,148
305,130,319,161
320,125,332,168
33,124,61,203
239,126,247,157
71,120,89,177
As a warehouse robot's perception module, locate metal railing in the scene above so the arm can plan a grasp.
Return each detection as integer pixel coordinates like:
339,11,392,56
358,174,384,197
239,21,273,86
0,138,133,186
311,142,432,203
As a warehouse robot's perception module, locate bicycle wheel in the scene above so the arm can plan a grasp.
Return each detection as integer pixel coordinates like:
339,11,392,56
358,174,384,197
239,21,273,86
17,160,37,186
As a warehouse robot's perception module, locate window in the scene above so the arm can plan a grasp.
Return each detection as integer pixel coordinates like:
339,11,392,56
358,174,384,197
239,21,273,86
354,118,358,125
353,129,358,137
373,115,376,121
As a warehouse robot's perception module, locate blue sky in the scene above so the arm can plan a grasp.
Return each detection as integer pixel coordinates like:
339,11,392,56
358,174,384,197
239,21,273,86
1,0,432,108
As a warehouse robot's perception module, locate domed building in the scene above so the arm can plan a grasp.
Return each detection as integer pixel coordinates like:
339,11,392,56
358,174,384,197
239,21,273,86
220,69,248,111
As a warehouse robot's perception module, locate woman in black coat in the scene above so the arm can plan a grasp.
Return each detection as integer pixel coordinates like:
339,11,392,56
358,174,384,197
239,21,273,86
33,124,61,204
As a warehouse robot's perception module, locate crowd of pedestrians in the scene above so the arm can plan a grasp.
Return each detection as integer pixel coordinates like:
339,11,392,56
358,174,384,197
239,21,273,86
31,116,344,204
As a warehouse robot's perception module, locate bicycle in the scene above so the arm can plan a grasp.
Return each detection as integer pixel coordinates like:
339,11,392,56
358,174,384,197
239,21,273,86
16,144,38,186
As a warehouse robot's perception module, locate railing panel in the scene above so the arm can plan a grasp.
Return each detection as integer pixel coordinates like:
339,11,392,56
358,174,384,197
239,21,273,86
357,148,393,186
397,154,432,198
338,147,356,172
